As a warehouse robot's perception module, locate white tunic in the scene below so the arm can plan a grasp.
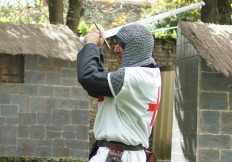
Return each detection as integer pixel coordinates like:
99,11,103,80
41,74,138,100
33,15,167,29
90,67,161,162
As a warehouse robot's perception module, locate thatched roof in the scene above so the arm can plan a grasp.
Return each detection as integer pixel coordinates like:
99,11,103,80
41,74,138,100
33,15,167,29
0,23,83,61
179,21,232,77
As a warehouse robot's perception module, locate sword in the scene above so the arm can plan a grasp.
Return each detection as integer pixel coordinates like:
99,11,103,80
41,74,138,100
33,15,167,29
79,1,205,45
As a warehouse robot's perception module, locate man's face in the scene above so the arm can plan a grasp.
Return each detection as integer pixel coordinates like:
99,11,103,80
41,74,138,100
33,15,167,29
113,44,124,64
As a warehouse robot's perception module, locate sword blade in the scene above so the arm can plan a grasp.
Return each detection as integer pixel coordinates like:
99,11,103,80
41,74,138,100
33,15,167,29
103,1,205,38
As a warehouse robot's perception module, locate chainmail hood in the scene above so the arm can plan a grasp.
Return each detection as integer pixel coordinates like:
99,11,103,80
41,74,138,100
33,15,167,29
116,24,156,67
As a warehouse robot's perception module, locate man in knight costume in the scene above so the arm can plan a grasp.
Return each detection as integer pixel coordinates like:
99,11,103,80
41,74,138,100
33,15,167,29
77,24,161,162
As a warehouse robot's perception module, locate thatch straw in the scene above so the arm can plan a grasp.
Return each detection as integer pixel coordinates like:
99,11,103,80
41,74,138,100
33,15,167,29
0,23,83,61
179,21,232,77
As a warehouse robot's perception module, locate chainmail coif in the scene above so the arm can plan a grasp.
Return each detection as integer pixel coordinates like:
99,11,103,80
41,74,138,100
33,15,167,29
116,24,156,67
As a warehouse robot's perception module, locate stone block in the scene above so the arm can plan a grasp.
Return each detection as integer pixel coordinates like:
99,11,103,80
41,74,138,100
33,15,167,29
52,109,70,125
69,100,86,110
52,147,70,157
0,104,18,117
63,125,76,131
198,149,219,162
58,98,72,109
70,61,76,68
38,64,61,72
186,57,199,86
54,87,70,98
53,139,66,147
61,68,76,78
199,134,231,149
70,149,88,158
63,131,76,139
0,146,4,156
70,87,88,100
46,125,62,131
37,113,51,125
19,84,38,96
30,96,47,112
4,146,17,156
46,126,62,139
45,72,60,85
38,56,51,66
75,100,89,110
18,126,29,138
52,58,69,68
71,110,89,125
44,98,59,113
11,95,29,112
46,131,62,139
201,72,231,91
184,42,191,58
0,95,11,104
30,125,45,139
0,84,19,94
24,71,45,84
200,111,220,133
221,150,232,162
36,139,52,147
181,110,197,133
37,146,52,157
24,55,38,70
221,112,232,134
17,139,37,156
67,139,88,150
200,92,228,110
0,126,17,145
6,117,19,125
0,117,5,125
38,85,54,97
60,78,78,86
229,86,232,110
76,125,89,140
18,113,36,125
174,100,197,111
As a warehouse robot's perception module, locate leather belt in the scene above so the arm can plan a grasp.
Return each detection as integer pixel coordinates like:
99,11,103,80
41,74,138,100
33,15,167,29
97,140,144,151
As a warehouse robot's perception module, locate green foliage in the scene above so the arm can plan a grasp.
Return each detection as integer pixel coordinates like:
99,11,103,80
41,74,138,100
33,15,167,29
0,157,87,162
78,21,105,36
0,0,49,24
141,0,202,39
153,27,177,39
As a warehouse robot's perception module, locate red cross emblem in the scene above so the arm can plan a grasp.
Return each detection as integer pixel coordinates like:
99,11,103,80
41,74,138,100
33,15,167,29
98,96,104,102
147,87,161,126
96,96,104,111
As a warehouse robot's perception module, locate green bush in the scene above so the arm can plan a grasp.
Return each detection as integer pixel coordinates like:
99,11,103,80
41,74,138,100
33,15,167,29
0,157,87,162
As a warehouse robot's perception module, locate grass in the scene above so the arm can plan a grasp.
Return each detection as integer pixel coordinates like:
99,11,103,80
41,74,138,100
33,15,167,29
0,157,87,162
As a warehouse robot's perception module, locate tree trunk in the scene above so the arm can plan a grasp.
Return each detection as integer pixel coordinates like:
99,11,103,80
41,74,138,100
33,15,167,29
66,0,83,34
201,0,231,25
48,0,64,24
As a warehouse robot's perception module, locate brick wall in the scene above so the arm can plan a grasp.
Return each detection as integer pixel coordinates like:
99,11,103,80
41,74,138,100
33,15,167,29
173,29,232,162
0,55,89,159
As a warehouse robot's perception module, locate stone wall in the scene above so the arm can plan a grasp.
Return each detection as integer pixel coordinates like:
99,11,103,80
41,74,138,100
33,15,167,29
172,28,232,162
198,59,232,162
0,55,89,159
172,33,199,161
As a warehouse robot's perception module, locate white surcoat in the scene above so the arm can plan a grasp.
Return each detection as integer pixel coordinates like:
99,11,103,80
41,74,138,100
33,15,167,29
90,67,161,162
